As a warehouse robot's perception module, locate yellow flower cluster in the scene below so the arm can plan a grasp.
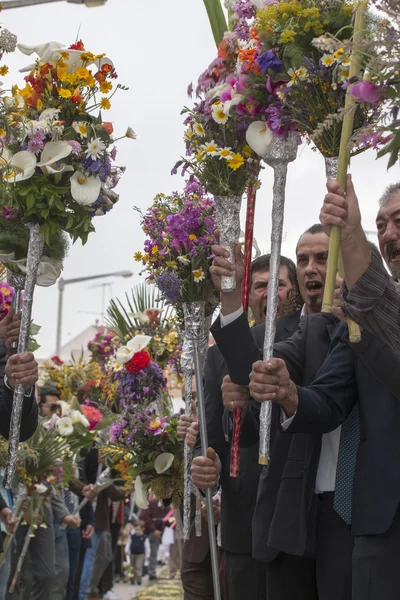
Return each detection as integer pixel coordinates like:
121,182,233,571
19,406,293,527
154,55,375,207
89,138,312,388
257,0,355,45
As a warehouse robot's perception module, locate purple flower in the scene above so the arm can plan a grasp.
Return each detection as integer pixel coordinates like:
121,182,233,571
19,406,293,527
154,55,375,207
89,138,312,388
110,147,117,161
155,271,182,302
257,50,283,74
0,206,18,220
110,421,124,442
350,80,382,104
266,106,285,138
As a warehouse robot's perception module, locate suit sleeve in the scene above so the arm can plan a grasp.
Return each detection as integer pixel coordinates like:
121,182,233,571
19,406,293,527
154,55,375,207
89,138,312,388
0,385,38,442
51,494,69,523
211,313,261,385
349,330,400,398
194,346,228,462
286,338,358,434
104,484,126,502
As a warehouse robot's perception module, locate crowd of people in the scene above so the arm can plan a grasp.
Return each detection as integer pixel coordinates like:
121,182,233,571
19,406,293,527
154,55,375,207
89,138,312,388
0,384,181,599
0,175,397,600
177,176,400,600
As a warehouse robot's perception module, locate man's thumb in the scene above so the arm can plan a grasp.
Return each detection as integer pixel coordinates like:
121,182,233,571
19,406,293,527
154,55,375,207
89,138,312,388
206,447,217,462
191,399,197,419
346,174,357,203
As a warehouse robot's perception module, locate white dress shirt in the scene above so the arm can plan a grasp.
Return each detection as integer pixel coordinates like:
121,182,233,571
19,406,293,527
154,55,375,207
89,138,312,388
220,303,341,494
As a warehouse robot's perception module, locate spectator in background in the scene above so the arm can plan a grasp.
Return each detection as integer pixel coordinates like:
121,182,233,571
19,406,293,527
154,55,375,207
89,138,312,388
128,521,146,586
139,495,167,581
37,385,61,418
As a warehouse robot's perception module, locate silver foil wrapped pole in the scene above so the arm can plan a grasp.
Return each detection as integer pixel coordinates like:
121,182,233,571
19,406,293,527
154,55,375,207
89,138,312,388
324,156,339,181
181,334,194,541
214,195,242,293
185,301,221,600
4,223,44,488
259,133,300,466
7,271,26,353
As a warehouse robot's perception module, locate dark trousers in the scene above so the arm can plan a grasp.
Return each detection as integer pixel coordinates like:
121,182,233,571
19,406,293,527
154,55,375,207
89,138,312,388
352,505,400,600
225,551,266,600
315,492,353,600
66,527,82,600
181,552,214,600
99,522,121,595
265,552,317,600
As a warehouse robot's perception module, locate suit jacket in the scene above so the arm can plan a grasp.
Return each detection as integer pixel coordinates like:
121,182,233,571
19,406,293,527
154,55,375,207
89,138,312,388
212,311,340,560
288,325,400,536
0,341,38,442
205,313,301,555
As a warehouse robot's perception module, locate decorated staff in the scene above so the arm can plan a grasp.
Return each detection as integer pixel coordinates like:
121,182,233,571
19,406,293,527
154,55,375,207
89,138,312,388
230,184,257,477
246,126,300,464
0,39,133,485
321,0,369,339
135,182,218,539
185,301,221,600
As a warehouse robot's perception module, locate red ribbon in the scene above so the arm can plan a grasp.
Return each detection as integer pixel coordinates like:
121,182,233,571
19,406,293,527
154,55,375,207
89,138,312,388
230,185,257,478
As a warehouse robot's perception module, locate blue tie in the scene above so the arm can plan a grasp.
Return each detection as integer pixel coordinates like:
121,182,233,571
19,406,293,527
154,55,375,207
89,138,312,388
64,489,76,514
333,403,360,525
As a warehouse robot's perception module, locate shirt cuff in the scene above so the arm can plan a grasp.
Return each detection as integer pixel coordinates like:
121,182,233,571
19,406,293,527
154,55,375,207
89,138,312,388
220,306,244,328
4,375,32,398
280,407,296,430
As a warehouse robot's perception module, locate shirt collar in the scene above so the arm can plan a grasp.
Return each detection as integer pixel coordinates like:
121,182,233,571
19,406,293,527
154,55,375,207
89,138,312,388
300,304,307,319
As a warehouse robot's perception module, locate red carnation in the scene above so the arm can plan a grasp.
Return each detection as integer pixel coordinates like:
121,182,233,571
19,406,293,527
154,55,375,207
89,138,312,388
69,40,85,51
51,356,64,366
125,350,151,373
81,405,102,431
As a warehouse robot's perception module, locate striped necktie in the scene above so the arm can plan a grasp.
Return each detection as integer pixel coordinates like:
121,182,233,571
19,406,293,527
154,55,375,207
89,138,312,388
333,403,360,525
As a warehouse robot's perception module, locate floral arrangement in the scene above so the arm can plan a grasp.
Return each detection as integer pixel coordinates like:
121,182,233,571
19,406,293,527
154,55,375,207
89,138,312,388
40,354,118,404
135,181,218,319
335,0,400,168
105,408,183,507
224,1,383,159
108,334,167,412
106,284,183,375
0,39,135,246
43,398,102,452
0,216,68,286
87,330,115,366
0,421,74,528
0,280,14,318
174,95,260,196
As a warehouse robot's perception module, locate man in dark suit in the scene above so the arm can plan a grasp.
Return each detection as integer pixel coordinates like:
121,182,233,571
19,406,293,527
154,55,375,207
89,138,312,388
249,324,400,600
193,225,355,600
191,253,303,600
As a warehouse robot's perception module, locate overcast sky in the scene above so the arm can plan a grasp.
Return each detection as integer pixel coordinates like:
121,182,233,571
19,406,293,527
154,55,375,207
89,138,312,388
2,0,399,358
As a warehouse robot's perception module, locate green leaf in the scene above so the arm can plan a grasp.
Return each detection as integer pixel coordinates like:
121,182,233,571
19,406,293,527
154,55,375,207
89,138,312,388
26,193,36,211
202,0,228,47
387,149,399,170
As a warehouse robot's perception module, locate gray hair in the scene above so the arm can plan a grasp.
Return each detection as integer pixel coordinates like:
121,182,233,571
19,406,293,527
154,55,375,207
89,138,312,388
379,183,400,207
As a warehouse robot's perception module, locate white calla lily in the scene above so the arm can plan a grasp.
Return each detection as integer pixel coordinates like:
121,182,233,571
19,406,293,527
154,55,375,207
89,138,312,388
2,150,37,183
17,41,64,72
154,453,175,474
71,410,90,428
134,476,149,510
35,483,48,494
0,253,63,287
70,171,101,206
246,121,274,157
116,335,152,365
223,94,243,115
37,141,72,171
56,416,74,436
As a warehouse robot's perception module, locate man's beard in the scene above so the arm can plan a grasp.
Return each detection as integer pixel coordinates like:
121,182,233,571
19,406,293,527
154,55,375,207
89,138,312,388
385,241,400,280
389,260,400,280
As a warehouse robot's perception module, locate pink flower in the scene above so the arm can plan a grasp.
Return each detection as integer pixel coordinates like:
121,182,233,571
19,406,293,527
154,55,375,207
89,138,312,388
67,140,82,154
350,80,382,104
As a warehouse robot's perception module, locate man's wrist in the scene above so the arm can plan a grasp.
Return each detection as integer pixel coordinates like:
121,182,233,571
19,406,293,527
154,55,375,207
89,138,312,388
278,381,298,417
220,289,242,316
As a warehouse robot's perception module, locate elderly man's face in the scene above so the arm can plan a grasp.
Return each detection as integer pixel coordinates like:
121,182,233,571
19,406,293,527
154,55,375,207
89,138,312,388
376,193,400,279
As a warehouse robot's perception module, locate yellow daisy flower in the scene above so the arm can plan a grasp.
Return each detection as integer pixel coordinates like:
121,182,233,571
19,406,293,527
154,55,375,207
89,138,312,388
166,261,178,269
100,81,113,94
212,106,229,125
193,268,205,282
201,141,219,156
0,66,8,76
100,97,111,110
227,153,245,171
188,234,197,241
58,88,72,98
134,251,143,261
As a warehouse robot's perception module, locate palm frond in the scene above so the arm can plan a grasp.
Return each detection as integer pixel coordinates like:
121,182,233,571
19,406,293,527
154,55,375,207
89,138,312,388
106,282,173,341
